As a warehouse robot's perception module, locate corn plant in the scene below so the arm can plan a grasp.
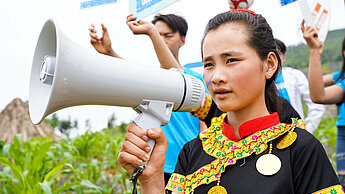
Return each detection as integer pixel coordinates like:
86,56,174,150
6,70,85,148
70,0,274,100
0,125,135,194
0,135,67,193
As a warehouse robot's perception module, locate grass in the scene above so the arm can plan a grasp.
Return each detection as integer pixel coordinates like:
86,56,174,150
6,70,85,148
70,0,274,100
0,127,135,193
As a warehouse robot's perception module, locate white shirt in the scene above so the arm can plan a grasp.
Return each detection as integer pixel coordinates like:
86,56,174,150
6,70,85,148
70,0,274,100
281,67,325,134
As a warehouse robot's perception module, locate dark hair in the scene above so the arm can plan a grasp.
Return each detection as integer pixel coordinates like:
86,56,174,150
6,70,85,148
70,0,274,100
201,11,282,114
152,14,188,37
274,38,286,55
339,37,345,79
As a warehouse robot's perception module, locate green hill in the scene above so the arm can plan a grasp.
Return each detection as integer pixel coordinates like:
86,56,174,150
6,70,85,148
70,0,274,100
284,28,345,74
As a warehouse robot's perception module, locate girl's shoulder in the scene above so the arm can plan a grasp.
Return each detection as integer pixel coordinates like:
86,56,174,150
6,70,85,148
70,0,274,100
282,127,331,169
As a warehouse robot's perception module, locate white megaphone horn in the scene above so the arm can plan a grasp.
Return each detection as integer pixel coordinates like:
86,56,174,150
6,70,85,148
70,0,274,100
29,19,205,169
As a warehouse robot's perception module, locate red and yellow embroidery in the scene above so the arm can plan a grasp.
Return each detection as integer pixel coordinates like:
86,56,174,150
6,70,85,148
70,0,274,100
296,118,306,130
166,174,185,193
191,94,212,120
312,184,344,194
200,114,296,159
166,114,300,194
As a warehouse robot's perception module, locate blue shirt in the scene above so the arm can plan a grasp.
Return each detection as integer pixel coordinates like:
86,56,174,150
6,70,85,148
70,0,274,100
275,72,291,102
162,67,208,173
331,70,341,81
331,70,345,126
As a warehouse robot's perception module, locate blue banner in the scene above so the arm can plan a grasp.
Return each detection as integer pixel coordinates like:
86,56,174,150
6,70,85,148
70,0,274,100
137,0,162,12
129,0,180,21
80,0,117,9
280,0,297,6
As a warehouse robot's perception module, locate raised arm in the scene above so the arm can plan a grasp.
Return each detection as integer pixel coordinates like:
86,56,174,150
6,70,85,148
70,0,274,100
126,14,182,69
295,69,324,133
302,21,344,104
88,24,123,59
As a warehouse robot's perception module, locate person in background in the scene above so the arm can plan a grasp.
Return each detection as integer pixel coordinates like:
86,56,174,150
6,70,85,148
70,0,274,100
118,10,343,193
275,38,325,134
89,13,208,185
302,19,345,188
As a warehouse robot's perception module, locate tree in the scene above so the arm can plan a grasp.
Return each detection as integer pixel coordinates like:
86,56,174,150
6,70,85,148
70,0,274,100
85,119,91,130
57,116,73,138
45,114,77,138
44,113,58,128
107,113,117,128
117,122,128,133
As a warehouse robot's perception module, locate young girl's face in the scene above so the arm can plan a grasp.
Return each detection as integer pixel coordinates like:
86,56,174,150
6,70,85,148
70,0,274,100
202,23,268,113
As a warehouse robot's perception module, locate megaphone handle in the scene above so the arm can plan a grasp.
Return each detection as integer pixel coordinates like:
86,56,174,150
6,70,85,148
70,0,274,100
133,113,158,169
133,99,174,169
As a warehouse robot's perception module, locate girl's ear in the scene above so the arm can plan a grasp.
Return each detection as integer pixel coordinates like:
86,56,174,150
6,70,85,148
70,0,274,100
265,52,278,79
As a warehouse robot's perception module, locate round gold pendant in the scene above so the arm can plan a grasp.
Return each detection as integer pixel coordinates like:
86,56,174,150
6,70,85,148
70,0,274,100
256,154,281,176
277,131,297,149
208,185,227,194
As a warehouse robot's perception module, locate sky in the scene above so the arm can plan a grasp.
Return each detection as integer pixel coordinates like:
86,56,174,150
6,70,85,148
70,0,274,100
0,0,344,135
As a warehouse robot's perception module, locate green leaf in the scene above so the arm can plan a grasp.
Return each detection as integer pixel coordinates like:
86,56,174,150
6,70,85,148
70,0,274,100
80,180,104,193
0,157,25,188
39,181,52,194
1,179,23,193
121,168,128,191
2,144,11,157
0,157,11,166
55,182,80,193
112,174,122,189
0,140,5,153
43,162,66,182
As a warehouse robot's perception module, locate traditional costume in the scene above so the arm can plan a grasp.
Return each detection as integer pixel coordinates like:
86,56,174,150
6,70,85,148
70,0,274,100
166,95,343,194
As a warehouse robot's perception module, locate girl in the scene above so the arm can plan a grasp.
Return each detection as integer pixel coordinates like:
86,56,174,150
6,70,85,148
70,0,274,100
118,10,343,193
303,21,345,189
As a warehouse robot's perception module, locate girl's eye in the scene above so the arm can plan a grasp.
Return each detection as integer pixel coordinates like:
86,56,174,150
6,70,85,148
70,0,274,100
227,58,238,63
203,63,213,68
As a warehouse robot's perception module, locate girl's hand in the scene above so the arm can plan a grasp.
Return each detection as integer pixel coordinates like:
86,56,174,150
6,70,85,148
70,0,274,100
118,124,166,185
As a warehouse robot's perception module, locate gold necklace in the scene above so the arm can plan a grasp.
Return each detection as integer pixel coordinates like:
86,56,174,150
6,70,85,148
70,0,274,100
276,130,297,149
207,178,227,194
256,141,281,176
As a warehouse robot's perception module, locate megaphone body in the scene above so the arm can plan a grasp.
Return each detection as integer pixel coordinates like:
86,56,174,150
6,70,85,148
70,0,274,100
29,19,205,169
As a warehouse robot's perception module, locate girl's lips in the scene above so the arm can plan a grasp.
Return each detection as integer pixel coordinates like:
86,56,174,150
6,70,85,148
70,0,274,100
213,88,232,99
214,91,231,99
213,87,231,94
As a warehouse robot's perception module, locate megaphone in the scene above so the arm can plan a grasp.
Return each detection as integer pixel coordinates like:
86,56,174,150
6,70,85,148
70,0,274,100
29,19,205,168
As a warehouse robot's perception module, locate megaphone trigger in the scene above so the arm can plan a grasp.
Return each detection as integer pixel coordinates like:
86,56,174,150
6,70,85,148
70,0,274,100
133,99,174,169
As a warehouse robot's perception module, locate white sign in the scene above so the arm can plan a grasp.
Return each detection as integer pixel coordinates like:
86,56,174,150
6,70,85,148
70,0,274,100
297,0,331,43
129,0,180,21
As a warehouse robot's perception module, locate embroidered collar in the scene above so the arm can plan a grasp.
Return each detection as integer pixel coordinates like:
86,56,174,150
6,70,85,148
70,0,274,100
222,112,280,141
166,115,302,194
167,114,298,193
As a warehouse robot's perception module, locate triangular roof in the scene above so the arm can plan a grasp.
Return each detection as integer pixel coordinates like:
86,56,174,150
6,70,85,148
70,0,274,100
0,98,55,143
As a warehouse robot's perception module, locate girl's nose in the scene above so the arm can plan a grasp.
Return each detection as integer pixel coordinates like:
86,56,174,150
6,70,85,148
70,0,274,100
211,67,227,85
